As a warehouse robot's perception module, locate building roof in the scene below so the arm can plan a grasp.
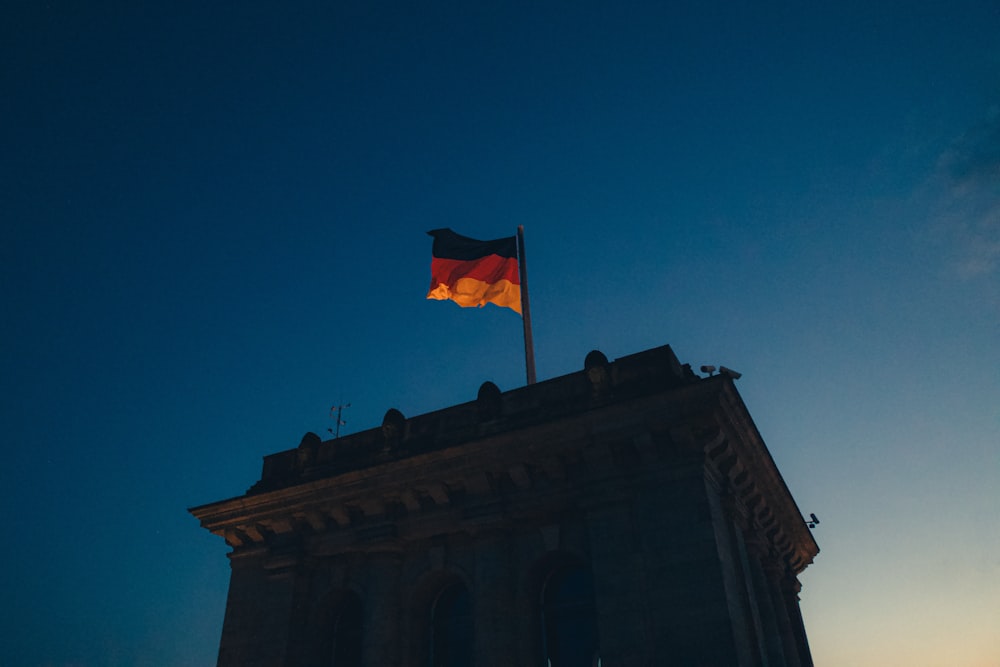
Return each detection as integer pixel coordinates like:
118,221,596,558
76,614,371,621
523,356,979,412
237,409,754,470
190,344,819,573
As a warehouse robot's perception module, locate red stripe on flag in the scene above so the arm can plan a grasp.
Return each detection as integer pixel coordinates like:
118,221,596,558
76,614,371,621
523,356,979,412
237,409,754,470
429,255,520,288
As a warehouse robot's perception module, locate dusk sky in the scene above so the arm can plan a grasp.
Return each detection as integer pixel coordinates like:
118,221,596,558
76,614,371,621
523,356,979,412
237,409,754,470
2,2,999,665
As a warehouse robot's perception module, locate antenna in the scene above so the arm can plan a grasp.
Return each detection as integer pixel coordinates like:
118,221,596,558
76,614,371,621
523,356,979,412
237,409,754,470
328,402,351,439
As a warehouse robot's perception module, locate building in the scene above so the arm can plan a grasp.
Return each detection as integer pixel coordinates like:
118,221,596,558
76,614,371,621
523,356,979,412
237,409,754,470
190,344,819,667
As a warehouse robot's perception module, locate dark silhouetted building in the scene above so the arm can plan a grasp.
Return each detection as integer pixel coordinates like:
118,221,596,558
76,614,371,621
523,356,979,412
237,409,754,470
191,344,819,667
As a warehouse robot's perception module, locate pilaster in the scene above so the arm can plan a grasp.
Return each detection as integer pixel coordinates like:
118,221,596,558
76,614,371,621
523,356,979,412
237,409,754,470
364,551,403,666
218,546,302,667
722,493,767,667
781,576,813,667
745,542,788,666
586,498,648,667
761,558,801,667
472,529,518,667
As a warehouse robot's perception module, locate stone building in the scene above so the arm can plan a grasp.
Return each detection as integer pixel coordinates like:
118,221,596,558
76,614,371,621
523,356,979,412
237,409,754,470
190,344,819,667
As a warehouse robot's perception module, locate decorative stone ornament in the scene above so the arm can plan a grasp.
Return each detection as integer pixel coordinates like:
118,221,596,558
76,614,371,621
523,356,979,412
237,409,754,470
381,408,406,452
476,381,503,422
584,349,611,397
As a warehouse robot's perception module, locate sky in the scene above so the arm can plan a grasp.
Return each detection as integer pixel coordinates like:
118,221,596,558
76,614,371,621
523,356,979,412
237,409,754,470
1,1,998,665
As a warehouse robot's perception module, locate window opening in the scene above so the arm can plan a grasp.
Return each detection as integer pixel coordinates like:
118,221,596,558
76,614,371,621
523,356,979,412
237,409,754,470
429,582,473,667
331,593,363,667
542,565,600,667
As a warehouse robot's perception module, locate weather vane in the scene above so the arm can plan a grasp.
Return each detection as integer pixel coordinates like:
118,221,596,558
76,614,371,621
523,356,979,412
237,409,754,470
329,402,351,439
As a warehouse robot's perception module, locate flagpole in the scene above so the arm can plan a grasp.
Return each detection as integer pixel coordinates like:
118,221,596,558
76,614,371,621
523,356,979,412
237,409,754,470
517,225,537,385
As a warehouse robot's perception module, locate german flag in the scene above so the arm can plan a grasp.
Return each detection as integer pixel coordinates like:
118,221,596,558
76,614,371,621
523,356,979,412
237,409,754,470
426,228,521,314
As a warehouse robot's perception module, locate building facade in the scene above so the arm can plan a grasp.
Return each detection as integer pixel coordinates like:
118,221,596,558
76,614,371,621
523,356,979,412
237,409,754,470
190,344,819,667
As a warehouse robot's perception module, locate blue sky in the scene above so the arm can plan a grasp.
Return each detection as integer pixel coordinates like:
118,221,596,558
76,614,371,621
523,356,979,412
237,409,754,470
2,2,998,665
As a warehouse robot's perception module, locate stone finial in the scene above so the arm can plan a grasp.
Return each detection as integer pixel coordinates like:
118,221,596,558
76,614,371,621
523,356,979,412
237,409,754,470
584,350,611,394
298,432,322,448
381,408,406,451
297,432,321,467
476,381,503,422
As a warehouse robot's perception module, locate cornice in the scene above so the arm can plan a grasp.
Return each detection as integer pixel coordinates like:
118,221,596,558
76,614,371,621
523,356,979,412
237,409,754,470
190,344,819,577
705,379,820,574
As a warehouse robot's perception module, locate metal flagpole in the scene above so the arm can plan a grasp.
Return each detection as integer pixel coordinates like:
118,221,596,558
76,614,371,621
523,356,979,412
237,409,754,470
517,225,537,385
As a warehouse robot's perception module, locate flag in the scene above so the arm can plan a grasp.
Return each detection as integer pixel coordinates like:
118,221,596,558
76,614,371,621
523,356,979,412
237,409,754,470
426,228,521,314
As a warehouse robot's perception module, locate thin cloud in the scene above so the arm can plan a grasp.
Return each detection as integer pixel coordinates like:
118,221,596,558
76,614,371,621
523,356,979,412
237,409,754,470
945,105,1000,186
937,105,1000,278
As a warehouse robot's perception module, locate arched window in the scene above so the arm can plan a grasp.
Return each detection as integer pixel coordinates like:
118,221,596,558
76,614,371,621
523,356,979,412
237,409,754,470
331,592,363,667
542,565,600,667
429,581,473,667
